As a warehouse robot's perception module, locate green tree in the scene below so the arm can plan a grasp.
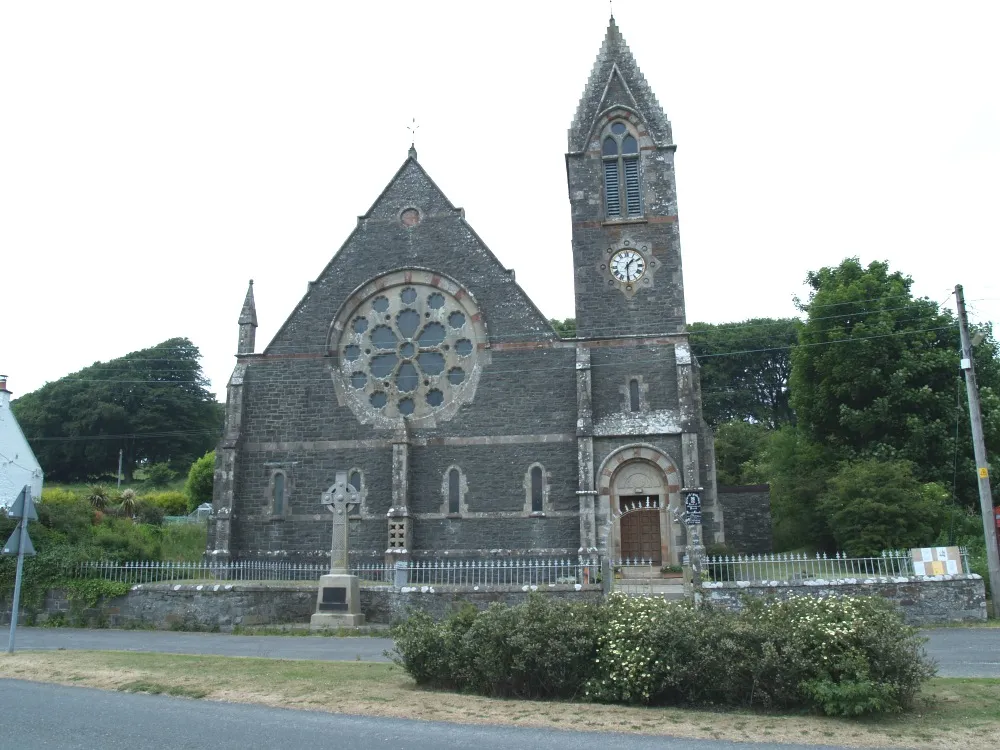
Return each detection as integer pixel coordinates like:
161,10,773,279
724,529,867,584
758,426,838,552
689,318,798,427
790,258,1000,511
819,459,950,556
12,338,223,483
713,421,770,486
549,318,576,338
185,450,216,511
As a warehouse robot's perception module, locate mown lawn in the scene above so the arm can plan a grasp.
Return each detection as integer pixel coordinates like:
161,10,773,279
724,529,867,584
1,651,997,749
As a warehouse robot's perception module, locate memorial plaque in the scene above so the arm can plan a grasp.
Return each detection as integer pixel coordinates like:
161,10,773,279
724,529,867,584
684,492,702,526
319,586,348,612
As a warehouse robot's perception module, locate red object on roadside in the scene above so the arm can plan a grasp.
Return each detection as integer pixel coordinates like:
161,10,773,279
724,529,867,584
994,505,1000,532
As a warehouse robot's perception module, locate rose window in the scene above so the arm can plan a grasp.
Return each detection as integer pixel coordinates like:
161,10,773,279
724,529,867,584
331,270,488,426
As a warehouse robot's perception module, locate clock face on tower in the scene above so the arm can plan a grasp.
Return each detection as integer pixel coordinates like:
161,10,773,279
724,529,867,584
600,240,659,298
610,249,645,283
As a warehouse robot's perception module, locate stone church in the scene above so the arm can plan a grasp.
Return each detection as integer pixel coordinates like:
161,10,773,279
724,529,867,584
209,18,769,566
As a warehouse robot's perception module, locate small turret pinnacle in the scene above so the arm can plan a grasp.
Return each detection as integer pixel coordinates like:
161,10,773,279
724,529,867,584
239,279,257,327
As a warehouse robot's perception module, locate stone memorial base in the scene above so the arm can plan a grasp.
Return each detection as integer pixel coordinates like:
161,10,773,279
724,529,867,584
309,573,366,630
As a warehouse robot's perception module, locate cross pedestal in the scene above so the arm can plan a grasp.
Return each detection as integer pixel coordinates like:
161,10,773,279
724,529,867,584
311,471,366,629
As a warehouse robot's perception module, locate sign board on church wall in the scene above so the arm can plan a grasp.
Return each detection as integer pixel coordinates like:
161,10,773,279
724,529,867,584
910,546,962,576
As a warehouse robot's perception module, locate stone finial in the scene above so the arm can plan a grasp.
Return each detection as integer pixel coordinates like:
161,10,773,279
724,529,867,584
408,144,418,161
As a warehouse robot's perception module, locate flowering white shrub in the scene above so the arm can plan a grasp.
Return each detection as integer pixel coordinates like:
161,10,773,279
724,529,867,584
390,592,934,716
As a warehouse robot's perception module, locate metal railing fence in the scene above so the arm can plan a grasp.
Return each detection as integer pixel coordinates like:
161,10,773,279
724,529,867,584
703,548,971,583
402,557,597,587
67,556,600,588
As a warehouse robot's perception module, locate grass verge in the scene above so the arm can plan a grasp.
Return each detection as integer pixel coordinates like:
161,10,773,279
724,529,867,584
0,650,997,749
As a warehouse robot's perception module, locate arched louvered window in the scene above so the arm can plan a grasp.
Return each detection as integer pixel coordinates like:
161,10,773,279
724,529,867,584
448,468,461,514
629,379,641,412
602,121,642,219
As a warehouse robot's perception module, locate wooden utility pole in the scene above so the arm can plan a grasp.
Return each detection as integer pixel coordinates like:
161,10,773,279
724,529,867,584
955,284,1000,619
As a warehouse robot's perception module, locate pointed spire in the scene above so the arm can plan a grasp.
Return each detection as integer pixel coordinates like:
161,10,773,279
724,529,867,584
568,18,672,152
237,280,257,355
408,144,418,161
239,279,257,327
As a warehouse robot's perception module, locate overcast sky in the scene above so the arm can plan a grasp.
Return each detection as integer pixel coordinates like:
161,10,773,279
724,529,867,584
3,0,998,402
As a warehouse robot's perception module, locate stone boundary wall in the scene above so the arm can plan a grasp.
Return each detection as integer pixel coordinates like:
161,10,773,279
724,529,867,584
1,583,603,630
702,574,987,625
1,576,984,629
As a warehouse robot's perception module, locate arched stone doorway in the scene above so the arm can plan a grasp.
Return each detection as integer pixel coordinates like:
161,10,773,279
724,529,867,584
597,444,683,566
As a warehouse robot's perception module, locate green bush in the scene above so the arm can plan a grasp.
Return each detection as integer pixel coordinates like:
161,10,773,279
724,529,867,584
185,451,215,512
143,462,176,487
134,499,166,527
141,491,189,516
40,487,85,506
390,593,934,717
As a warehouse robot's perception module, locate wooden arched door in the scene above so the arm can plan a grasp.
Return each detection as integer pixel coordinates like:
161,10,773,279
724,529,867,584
613,461,666,565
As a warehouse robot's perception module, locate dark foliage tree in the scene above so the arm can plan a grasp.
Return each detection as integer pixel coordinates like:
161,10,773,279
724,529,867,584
713,421,770,486
790,258,1000,511
819,459,950,556
12,338,222,482
689,318,798,427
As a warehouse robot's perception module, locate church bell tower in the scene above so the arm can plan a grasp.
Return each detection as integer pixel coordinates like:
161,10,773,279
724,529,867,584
567,17,686,339
568,18,719,566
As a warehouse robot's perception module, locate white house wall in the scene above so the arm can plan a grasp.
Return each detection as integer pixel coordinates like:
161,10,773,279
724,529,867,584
0,388,44,507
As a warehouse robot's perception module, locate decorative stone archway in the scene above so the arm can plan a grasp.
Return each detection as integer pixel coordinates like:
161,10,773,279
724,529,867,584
597,444,683,565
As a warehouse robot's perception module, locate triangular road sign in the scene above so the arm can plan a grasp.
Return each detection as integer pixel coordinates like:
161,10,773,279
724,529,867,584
2,526,35,556
9,487,38,521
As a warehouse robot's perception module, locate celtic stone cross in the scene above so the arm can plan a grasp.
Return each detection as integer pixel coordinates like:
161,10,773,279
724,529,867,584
321,471,361,575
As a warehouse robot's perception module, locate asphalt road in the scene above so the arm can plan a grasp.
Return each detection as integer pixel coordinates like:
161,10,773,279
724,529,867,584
11,627,394,662
920,627,1000,677
0,679,850,750
10,626,1000,677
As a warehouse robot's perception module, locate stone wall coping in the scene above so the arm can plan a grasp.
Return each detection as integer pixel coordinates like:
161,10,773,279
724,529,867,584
127,582,603,595
702,574,983,589
395,583,600,594
130,583,318,594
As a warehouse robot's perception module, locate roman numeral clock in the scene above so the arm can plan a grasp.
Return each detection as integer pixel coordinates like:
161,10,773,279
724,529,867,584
599,240,660,298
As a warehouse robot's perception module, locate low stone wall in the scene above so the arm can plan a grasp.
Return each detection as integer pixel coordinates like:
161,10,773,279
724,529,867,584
0,583,317,630
702,574,987,625
1,583,603,630
2,576,984,629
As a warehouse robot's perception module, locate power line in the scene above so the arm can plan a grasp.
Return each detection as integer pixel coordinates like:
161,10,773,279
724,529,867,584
34,295,993,374
18,323,970,445
38,322,962,387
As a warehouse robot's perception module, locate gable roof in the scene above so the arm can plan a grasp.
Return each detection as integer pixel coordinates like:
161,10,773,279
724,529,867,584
260,152,558,355
568,17,673,152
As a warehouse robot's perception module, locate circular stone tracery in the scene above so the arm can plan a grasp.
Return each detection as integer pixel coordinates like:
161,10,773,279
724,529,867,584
331,270,488,426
